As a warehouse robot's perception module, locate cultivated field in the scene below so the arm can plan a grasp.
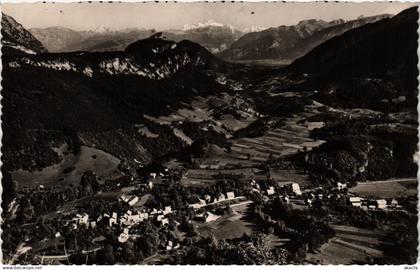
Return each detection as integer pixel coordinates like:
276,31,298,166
196,202,255,240
349,178,418,198
306,225,386,264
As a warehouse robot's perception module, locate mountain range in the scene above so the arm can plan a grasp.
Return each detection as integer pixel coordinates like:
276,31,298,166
218,15,390,62
28,15,390,63
289,7,418,111
29,20,243,53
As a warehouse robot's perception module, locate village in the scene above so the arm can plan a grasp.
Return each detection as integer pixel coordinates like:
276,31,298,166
5,156,412,265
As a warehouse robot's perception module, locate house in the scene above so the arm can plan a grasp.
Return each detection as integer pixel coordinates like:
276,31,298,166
198,160,220,170
226,192,235,200
161,218,169,225
390,199,399,207
131,214,141,223
148,181,154,189
74,213,89,225
163,206,172,215
128,196,139,206
349,197,362,207
204,195,212,203
112,212,118,219
150,173,157,179
166,241,173,250
55,232,61,238
205,212,220,223
109,217,117,227
217,193,226,201
337,182,347,190
157,215,164,221
282,195,290,204
375,199,387,209
118,233,129,243
266,186,275,196
291,183,302,196
120,195,131,203
90,221,96,229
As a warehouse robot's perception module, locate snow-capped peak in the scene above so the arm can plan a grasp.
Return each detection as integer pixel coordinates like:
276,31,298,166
242,26,268,33
183,20,233,31
93,25,113,33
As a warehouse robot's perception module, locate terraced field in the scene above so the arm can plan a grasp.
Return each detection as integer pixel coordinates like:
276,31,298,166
306,225,387,264
182,96,326,187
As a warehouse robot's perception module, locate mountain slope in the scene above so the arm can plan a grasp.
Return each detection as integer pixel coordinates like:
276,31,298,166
219,15,389,62
1,13,47,54
289,7,418,111
29,26,87,52
2,30,229,172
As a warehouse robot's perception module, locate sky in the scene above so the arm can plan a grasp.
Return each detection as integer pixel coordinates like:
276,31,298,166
2,2,416,31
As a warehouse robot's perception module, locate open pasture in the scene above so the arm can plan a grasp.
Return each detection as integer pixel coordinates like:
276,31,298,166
349,178,417,198
12,145,121,190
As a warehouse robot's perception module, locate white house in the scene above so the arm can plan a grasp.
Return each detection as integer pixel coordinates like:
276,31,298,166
266,186,275,196
291,183,302,196
120,195,131,203
157,215,164,221
226,192,235,200
163,206,172,215
204,194,212,203
78,214,89,225
128,196,139,206
109,217,117,227
337,182,347,190
375,199,387,209
390,199,399,207
118,233,129,243
205,212,220,223
349,197,362,207
161,218,169,225
150,173,157,179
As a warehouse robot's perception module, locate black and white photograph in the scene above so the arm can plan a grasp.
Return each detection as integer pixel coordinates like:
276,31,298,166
1,1,418,265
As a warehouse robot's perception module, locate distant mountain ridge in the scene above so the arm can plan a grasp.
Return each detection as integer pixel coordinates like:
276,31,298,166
29,21,244,53
219,15,390,62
